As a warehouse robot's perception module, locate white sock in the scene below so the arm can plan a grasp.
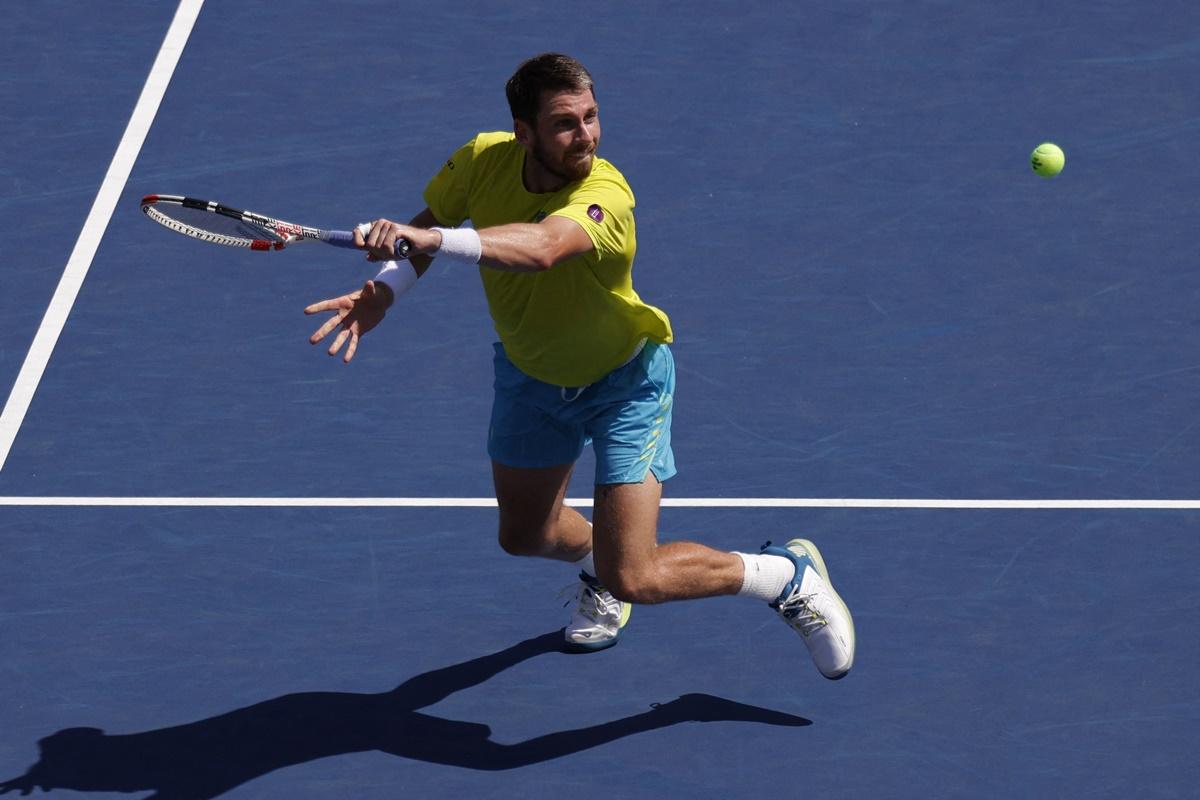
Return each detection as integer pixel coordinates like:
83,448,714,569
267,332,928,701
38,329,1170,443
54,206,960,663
734,552,796,602
571,549,596,577
569,519,597,577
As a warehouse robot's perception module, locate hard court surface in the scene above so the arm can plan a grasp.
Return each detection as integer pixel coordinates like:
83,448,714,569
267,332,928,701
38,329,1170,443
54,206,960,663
2,2,1198,798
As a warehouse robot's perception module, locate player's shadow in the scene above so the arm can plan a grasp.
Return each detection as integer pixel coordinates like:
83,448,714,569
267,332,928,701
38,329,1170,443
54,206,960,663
0,630,809,800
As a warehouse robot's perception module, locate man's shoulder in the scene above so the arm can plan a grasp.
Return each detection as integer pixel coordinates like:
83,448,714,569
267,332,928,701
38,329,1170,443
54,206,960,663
591,156,626,180
579,157,634,202
470,130,519,156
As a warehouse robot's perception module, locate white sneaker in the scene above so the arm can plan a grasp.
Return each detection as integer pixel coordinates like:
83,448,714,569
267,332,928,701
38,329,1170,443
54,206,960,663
562,572,631,652
763,539,856,680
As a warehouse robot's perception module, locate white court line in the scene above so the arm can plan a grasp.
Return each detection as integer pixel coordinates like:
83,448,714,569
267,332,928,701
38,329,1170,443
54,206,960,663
0,497,1197,509
0,0,205,472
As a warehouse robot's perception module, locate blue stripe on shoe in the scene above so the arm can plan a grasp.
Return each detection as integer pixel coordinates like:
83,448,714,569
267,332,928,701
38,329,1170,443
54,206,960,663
759,543,815,607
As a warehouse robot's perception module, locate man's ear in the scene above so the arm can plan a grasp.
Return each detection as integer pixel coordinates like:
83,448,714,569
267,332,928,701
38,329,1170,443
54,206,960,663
513,118,532,146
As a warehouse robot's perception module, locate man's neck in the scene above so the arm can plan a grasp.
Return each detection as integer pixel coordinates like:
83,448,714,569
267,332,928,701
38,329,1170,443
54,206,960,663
522,151,574,194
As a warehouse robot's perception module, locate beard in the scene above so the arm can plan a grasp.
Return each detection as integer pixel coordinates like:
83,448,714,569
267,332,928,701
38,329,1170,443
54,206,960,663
531,136,596,184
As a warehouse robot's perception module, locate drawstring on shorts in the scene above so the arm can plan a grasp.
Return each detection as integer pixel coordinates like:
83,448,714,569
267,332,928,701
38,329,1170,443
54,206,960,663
557,339,647,404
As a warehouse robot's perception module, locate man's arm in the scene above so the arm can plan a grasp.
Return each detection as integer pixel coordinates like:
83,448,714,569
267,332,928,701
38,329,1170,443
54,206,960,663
475,216,594,272
306,207,443,361
363,208,442,309
362,215,594,274
404,207,441,278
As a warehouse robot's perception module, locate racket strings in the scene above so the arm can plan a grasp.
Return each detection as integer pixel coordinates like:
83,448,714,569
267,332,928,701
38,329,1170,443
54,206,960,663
142,203,286,249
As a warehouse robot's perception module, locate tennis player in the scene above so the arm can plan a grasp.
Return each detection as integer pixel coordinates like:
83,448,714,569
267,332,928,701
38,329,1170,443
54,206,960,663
306,53,855,678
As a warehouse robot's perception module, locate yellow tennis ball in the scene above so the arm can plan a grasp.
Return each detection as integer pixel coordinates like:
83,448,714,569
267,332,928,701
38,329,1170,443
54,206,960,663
1030,142,1065,177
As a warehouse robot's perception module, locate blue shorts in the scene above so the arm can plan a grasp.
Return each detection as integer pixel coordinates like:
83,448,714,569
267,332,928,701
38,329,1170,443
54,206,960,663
488,341,677,485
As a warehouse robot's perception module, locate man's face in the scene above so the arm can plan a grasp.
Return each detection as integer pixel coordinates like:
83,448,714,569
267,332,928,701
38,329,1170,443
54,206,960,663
520,88,600,186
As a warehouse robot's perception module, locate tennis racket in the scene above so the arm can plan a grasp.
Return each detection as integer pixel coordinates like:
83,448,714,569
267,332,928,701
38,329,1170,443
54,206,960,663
140,194,410,257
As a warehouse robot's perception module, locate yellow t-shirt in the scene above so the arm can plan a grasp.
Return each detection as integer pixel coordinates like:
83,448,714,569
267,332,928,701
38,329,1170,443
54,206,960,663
423,131,673,387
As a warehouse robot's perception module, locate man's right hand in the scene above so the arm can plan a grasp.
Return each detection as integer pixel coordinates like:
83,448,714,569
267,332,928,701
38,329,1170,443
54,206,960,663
304,280,392,363
356,219,444,262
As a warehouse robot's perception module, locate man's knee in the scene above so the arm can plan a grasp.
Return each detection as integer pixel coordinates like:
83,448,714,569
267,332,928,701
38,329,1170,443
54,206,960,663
595,562,665,605
496,521,547,557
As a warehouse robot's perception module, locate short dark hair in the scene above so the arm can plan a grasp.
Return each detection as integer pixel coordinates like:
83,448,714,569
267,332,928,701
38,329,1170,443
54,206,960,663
505,53,595,124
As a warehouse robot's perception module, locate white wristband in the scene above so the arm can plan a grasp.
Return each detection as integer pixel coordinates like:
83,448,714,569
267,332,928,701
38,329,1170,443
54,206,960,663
431,227,482,264
372,260,419,299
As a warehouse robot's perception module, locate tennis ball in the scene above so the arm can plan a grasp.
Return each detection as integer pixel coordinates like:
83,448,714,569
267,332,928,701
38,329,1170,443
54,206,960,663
1030,142,1065,177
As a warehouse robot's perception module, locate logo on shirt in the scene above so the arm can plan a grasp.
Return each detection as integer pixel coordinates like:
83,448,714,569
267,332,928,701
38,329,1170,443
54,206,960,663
587,204,605,223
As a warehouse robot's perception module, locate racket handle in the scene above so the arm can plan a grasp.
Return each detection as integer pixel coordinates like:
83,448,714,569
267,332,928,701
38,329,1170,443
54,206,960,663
326,230,360,249
326,225,411,258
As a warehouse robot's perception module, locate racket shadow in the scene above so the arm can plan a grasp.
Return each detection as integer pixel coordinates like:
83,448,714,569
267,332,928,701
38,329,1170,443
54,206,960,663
0,630,810,799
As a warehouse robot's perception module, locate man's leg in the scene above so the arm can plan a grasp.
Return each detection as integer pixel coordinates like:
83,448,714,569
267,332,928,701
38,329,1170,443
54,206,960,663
578,342,854,677
591,473,856,679
590,473,743,604
492,459,634,652
492,460,592,561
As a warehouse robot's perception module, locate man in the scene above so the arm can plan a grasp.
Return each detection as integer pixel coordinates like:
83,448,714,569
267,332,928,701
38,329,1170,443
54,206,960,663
306,54,855,679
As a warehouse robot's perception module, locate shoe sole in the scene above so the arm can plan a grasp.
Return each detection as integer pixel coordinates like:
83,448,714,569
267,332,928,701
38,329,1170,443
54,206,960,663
564,601,632,653
787,538,855,680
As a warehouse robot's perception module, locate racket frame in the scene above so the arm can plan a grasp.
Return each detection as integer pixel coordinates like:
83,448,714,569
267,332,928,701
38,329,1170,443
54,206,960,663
140,194,404,254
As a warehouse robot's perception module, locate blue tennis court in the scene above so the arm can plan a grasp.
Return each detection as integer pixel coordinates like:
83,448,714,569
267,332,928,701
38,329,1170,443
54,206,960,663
3,2,1198,798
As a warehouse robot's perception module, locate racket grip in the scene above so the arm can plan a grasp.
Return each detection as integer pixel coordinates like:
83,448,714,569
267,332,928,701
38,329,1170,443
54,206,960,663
326,230,360,249
326,226,411,258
